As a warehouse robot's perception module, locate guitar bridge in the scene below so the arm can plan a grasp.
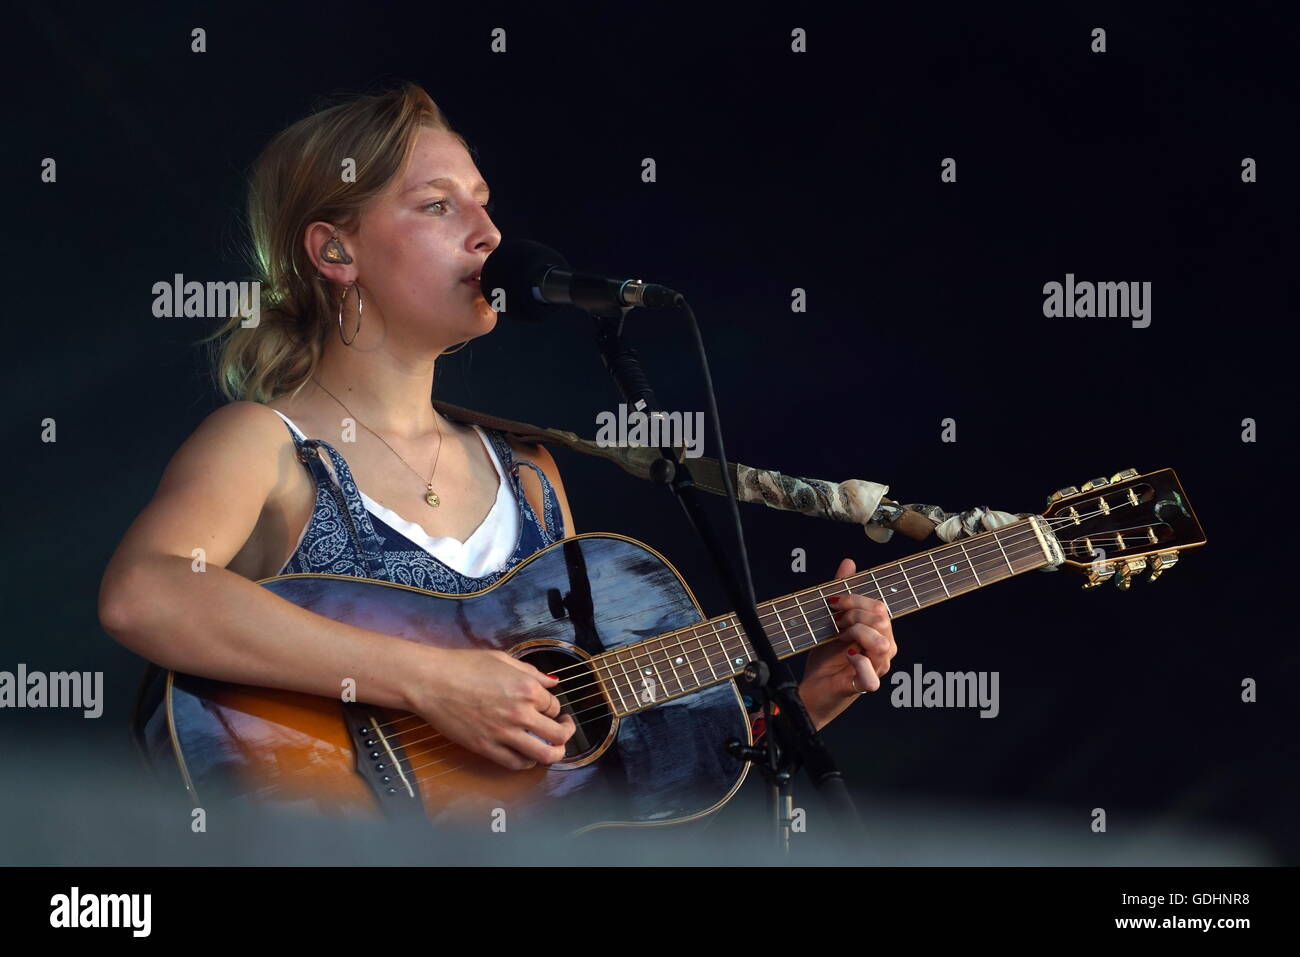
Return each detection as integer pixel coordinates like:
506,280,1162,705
344,704,425,819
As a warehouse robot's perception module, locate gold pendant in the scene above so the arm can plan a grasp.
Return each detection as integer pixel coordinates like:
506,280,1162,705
425,488,440,507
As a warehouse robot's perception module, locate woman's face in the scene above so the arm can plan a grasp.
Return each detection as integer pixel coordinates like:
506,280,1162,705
346,126,501,348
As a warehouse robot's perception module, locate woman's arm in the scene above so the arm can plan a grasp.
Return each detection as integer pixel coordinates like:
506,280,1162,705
98,402,574,770
98,402,436,706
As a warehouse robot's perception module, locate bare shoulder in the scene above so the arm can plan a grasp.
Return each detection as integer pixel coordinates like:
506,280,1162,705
150,400,305,525
193,399,291,439
506,434,562,486
506,435,575,537
104,401,305,581
163,401,295,489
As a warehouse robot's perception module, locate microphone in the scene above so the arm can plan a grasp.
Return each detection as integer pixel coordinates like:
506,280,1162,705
480,239,681,321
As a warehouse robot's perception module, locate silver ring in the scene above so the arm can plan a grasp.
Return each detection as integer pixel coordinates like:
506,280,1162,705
851,676,862,694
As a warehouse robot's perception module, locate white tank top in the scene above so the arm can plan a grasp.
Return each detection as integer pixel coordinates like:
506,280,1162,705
270,409,520,578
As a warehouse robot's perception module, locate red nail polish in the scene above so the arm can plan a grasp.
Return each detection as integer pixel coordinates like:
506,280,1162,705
847,647,858,656
547,673,559,680
827,596,840,604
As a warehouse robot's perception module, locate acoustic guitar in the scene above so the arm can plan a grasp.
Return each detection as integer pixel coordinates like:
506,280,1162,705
132,467,1205,835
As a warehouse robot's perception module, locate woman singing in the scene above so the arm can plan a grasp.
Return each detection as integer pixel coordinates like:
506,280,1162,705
97,82,896,785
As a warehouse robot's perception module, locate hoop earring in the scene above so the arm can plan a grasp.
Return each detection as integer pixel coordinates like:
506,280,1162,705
440,340,470,356
338,283,362,345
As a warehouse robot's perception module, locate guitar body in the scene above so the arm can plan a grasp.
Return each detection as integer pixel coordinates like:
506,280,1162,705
134,533,752,835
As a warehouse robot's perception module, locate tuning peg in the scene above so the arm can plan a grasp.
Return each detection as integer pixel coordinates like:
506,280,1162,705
1082,563,1115,590
1109,468,1139,483
1048,486,1080,505
1147,551,1179,582
1112,558,1148,591
1080,476,1110,492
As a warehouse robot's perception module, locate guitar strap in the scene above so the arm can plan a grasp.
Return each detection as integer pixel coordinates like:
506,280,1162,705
431,399,1030,545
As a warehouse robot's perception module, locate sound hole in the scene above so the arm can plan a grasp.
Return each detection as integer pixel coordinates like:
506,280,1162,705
514,646,613,762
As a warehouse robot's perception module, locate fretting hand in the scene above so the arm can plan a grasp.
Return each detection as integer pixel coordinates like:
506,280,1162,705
796,557,898,730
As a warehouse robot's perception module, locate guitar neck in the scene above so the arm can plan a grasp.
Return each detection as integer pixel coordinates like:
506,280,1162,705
593,516,1061,716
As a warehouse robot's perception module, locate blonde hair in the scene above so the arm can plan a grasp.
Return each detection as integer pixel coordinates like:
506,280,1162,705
203,81,469,403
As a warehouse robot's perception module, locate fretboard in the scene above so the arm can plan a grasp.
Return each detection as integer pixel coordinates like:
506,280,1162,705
593,517,1053,716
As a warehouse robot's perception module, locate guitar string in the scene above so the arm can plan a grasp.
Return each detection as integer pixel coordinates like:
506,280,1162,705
381,500,1150,777
388,537,1057,774
371,511,1079,738
390,532,1049,753
368,515,1056,741
386,507,1176,786
397,512,1164,787
352,502,1150,785
398,519,1174,791
372,500,1138,745
401,551,1070,783
387,535,1055,780
373,503,1144,774
371,503,1147,777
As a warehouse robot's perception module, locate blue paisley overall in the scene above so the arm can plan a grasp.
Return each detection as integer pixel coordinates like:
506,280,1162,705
272,411,565,591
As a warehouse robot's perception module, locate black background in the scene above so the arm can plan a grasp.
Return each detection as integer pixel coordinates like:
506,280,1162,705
5,1,1296,865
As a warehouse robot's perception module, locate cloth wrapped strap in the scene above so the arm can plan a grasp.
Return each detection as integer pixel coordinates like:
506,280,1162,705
432,399,1029,545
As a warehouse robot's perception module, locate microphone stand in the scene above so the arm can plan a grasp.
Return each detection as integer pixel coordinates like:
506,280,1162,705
592,308,866,859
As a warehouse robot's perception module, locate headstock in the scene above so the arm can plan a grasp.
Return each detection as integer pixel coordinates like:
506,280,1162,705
1040,468,1205,590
